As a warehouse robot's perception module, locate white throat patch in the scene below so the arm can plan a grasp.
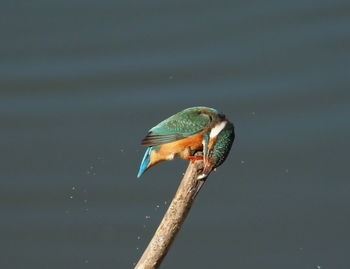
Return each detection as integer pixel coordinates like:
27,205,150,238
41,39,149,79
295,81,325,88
210,121,227,138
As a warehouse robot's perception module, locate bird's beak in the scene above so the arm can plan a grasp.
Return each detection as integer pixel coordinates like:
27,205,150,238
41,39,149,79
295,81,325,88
204,149,211,167
197,163,213,180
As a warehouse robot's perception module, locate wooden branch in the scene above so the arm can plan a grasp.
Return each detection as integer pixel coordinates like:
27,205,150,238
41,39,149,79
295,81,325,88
134,159,205,269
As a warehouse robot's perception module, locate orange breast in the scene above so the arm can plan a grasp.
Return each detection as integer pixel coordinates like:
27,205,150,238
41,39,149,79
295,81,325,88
149,131,205,167
208,136,217,150
159,131,204,155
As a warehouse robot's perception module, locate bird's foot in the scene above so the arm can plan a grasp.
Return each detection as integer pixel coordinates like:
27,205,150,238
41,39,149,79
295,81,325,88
186,155,203,163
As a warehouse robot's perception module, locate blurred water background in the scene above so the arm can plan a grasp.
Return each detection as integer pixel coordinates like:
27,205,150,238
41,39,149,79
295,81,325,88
1,0,350,268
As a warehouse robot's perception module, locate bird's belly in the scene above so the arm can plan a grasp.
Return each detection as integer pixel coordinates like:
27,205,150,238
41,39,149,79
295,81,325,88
157,131,204,156
148,132,205,166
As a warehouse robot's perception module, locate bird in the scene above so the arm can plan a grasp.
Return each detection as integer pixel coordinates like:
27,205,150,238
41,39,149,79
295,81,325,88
137,106,235,179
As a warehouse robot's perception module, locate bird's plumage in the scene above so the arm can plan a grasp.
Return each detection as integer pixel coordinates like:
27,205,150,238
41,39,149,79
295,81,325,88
198,121,235,179
137,106,234,178
141,107,219,146
137,146,152,178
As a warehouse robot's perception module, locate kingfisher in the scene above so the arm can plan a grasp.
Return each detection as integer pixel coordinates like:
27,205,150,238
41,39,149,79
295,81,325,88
137,106,235,179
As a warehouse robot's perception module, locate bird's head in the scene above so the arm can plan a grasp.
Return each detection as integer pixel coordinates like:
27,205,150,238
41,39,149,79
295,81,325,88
198,121,235,180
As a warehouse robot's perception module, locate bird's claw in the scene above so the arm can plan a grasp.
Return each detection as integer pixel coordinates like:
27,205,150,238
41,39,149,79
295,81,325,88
187,155,204,163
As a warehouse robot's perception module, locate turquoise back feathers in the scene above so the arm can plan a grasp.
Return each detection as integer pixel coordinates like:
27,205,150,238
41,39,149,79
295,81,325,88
141,107,221,146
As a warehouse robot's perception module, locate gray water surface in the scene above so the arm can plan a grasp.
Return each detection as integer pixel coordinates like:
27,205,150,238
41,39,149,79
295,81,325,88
1,0,350,268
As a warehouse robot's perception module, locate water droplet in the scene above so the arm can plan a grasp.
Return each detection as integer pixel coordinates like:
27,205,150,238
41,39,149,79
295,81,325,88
84,199,88,203
241,160,245,164
251,111,256,115
316,266,321,269
137,236,141,240
84,259,89,264
285,169,289,173
145,215,150,219
72,186,76,190
69,196,73,199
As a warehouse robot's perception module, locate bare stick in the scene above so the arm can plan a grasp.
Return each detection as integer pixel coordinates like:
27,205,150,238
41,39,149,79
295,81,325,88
134,159,205,269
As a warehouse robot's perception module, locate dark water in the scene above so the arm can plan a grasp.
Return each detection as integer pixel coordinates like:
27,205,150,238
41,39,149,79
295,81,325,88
1,0,350,268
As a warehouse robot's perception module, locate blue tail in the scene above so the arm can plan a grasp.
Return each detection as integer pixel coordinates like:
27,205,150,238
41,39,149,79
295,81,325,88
137,147,152,178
